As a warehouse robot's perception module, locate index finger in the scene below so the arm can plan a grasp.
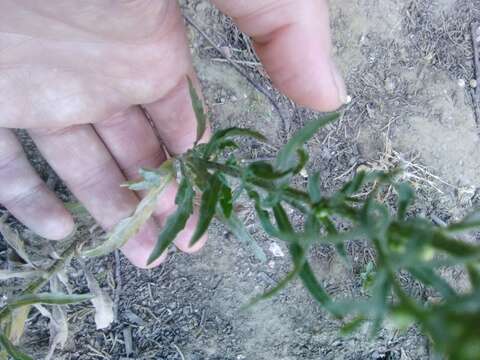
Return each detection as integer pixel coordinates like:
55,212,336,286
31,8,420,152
211,0,347,111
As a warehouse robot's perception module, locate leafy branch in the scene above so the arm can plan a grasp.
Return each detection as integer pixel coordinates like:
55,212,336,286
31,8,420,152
2,82,480,359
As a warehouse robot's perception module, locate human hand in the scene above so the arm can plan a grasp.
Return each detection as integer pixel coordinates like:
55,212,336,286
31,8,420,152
0,0,346,268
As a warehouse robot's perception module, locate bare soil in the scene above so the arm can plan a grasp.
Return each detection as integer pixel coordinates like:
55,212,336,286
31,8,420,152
2,0,480,359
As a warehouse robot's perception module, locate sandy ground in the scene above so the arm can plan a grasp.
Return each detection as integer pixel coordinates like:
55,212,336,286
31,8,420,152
2,0,480,359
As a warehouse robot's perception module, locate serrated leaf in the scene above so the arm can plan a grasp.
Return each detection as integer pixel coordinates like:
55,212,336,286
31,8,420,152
396,183,414,220
148,176,195,265
190,174,223,246
7,293,93,309
275,114,339,172
219,212,266,262
188,77,207,144
0,215,32,266
0,270,43,281
204,127,267,157
307,172,322,203
83,164,173,257
0,332,33,360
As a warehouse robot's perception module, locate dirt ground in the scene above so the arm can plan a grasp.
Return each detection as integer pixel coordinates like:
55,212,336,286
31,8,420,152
2,0,480,359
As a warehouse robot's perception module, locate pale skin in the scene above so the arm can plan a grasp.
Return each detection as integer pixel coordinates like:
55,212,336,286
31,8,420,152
0,0,346,268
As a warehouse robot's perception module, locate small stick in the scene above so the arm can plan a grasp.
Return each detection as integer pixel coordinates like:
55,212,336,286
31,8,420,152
184,15,288,138
471,22,480,126
113,250,122,322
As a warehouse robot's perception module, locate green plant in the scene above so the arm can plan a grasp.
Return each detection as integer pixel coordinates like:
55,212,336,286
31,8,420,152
1,82,480,359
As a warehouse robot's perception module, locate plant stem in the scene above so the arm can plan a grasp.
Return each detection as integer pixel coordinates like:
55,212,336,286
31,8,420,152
0,240,79,324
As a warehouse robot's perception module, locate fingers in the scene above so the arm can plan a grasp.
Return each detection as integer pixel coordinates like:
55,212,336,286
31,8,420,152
28,124,161,268
0,129,74,239
95,107,206,254
211,0,347,111
140,2,209,155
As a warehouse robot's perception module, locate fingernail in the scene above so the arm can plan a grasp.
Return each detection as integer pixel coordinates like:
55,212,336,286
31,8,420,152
329,60,349,105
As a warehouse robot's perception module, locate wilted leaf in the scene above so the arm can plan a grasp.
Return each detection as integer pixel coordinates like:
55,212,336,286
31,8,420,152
0,332,33,360
190,173,222,246
187,77,207,144
148,176,195,265
8,306,31,345
0,215,32,266
83,164,173,257
8,293,93,309
275,114,339,172
0,270,42,281
81,265,114,330
44,304,68,360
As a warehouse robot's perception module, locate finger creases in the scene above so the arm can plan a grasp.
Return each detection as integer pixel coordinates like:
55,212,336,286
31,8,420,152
211,0,347,111
96,107,206,256
0,129,74,240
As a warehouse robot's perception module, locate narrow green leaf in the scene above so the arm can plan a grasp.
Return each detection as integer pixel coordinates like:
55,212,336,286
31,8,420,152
430,231,480,258
293,148,309,174
148,176,195,264
447,210,480,233
187,77,207,144
219,212,266,262
467,263,480,288
272,203,294,234
247,243,305,307
275,114,339,172
248,162,287,180
307,172,322,203
340,316,366,335
8,293,93,309
320,217,348,262
190,174,223,246
0,332,33,360
396,183,414,220
298,260,337,315
219,184,233,219
408,267,456,298
204,128,267,157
